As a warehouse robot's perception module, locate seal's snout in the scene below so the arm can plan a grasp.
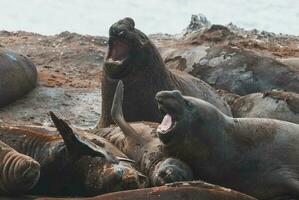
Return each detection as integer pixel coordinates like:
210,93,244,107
156,90,185,136
110,17,135,37
121,168,148,189
10,155,41,192
156,90,183,102
18,159,40,188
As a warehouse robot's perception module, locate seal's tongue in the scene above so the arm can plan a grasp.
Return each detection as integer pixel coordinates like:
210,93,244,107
158,114,172,132
111,40,129,61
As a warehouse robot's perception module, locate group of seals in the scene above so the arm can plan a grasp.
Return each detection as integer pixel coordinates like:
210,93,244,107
0,112,147,196
1,17,299,200
99,17,231,128
0,48,37,107
155,89,299,199
92,81,193,186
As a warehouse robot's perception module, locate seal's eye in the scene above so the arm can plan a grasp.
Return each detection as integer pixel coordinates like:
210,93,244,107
185,100,193,110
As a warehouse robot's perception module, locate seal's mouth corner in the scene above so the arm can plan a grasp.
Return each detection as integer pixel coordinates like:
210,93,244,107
106,40,130,65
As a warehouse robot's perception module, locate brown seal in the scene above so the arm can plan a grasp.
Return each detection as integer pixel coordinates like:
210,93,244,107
231,90,299,124
37,181,256,200
0,140,40,194
0,48,37,107
188,46,299,95
155,90,299,199
91,81,193,186
0,112,147,196
99,17,231,128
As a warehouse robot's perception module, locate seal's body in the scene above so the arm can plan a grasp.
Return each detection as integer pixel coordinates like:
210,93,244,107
156,90,299,199
0,114,147,196
0,139,40,194
231,91,299,124
99,18,231,128
0,48,37,107
38,181,257,200
92,81,193,186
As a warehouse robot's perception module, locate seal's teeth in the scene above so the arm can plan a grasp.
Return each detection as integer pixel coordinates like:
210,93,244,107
158,114,172,132
106,58,123,65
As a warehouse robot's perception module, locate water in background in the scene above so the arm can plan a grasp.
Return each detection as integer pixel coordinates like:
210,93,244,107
1,0,298,36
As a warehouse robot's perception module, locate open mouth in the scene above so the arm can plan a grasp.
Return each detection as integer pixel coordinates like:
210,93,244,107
107,40,129,64
157,104,177,134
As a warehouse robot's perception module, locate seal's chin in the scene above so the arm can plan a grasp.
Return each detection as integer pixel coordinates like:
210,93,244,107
105,40,131,79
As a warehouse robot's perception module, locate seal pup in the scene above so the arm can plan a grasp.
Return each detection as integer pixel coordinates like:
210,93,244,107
155,90,299,199
0,140,40,195
92,81,193,186
0,113,147,196
99,17,231,128
0,48,37,107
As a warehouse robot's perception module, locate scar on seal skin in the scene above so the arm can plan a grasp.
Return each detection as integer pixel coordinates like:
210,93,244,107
0,140,40,195
91,81,193,186
155,90,299,200
37,181,256,200
99,17,231,128
0,113,148,196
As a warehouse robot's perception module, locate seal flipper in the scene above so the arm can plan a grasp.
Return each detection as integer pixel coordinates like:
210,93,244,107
49,111,118,164
111,81,144,141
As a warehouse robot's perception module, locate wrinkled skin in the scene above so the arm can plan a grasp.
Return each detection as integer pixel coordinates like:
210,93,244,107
0,140,40,195
99,17,231,128
91,81,193,186
231,91,299,124
37,181,256,200
156,90,299,199
0,48,37,107
188,46,299,95
92,124,193,187
0,124,147,196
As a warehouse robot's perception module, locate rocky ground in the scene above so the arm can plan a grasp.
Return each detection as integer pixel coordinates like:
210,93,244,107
0,14,298,130
0,31,107,129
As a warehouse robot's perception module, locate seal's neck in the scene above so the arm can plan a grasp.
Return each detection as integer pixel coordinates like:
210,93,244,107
123,41,173,88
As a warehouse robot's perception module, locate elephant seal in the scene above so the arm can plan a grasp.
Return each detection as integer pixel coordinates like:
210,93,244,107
91,81,193,186
99,17,231,128
0,48,37,107
187,46,299,95
0,112,147,196
279,57,299,71
231,91,299,124
155,90,299,199
37,181,256,200
0,140,40,195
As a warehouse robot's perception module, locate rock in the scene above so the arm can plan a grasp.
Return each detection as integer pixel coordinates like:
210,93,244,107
186,14,211,33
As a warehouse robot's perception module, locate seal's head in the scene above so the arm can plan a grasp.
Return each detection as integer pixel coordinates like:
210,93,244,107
75,156,148,196
104,17,152,79
156,90,224,144
0,149,40,194
155,90,193,144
